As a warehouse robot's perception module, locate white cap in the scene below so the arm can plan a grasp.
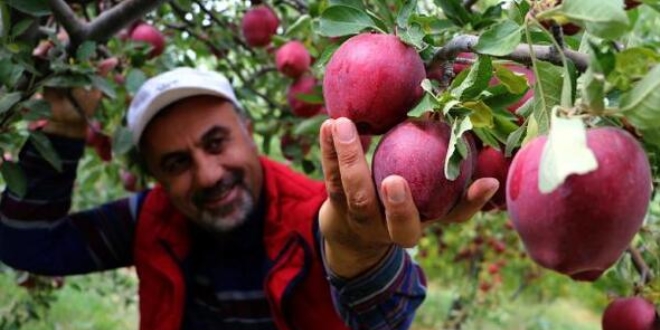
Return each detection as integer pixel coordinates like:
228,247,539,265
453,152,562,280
127,67,244,146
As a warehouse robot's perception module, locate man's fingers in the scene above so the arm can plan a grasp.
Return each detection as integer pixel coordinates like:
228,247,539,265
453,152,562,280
330,118,381,221
381,175,422,248
319,119,344,202
441,177,500,224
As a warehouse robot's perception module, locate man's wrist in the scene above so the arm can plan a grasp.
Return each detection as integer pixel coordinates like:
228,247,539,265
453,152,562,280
323,239,392,279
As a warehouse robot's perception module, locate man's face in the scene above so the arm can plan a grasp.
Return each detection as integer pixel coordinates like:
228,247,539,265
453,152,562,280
141,95,263,233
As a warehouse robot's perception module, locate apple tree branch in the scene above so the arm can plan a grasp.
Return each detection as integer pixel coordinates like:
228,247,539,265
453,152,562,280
432,34,589,72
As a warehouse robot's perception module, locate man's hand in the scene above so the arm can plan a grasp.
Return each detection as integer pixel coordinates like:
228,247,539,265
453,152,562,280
318,117,499,278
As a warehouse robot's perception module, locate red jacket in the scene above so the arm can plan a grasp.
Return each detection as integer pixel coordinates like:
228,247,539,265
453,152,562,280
133,157,351,330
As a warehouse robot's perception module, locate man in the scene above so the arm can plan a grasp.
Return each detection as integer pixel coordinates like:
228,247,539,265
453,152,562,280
0,67,498,329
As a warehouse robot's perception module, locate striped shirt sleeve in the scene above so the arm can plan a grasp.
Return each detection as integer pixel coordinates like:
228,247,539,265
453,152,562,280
321,240,427,329
0,135,140,275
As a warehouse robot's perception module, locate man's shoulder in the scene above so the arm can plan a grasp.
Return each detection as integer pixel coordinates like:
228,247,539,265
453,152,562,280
259,157,325,200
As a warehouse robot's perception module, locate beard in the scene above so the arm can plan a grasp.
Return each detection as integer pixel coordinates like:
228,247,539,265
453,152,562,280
192,171,256,233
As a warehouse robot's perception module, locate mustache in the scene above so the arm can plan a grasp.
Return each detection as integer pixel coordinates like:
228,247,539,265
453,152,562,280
192,171,243,206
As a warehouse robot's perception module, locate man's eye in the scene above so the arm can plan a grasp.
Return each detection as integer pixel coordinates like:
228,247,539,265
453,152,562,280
206,137,226,153
163,156,190,174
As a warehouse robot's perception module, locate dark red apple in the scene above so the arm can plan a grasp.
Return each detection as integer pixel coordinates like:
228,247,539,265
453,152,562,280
287,75,323,118
241,5,279,48
121,169,139,192
602,297,660,330
473,146,511,211
323,33,426,135
506,127,652,281
276,40,311,79
372,116,476,221
129,23,165,59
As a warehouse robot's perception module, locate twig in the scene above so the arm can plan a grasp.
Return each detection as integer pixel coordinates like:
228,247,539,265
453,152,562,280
628,245,653,285
431,34,589,72
189,0,253,53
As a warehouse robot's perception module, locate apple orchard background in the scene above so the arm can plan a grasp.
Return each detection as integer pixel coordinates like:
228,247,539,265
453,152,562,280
1,0,660,329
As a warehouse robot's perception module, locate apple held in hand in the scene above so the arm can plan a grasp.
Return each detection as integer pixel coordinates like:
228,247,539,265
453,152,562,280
602,297,660,330
372,115,476,221
276,40,311,79
323,33,426,135
241,5,279,48
506,127,652,281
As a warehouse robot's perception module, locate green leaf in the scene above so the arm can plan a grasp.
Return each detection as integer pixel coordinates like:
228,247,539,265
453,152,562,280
10,19,33,38
90,75,116,99
328,0,365,10
112,126,134,155
6,0,51,16
538,115,597,193
397,0,418,27
530,61,564,136
318,6,380,37
451,55,492,100
314,41,340,68
558,0,629,39
293,114,328,135
397,23,425,49
1,160,26,198
609,47,660,91
434,0,472,27
0,91,22,114
493,65,528,95
125,69,147,94
0,1,8,41
42,75,91,88
641,128,660,149
409,93,437,117
462,101,493,128
445,117,473,181
285,15,312,37
76,41,97,62
20,99,51,120
474,21,522,56
505,121,526,157
29,131,63,172
620,64,660,129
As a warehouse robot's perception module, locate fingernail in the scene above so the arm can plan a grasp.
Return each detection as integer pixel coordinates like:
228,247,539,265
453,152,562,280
335,118,356,143
386,179,406,203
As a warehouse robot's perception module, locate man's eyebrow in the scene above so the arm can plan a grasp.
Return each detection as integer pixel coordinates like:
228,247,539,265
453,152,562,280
201,125,230,143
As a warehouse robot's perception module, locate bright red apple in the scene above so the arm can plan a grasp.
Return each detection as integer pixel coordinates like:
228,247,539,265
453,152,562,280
241,5,279,48
129,23,165,59
287,75,323,118
473,146,511,211
602,297,659,330
323,33,426,135
372,115,476,221
276,40,311,79
506,127,652,281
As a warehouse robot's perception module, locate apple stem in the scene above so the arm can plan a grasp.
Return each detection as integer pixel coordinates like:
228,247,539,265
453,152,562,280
628,245,653,286
548,21,566,50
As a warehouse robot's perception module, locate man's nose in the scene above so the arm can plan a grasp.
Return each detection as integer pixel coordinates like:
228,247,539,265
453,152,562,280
193,155,223,188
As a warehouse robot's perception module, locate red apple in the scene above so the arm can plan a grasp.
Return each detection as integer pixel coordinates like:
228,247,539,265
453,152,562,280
276,40,311,79
129,23,165,59
506,127,652,281
473,146,511,211
287,75,323,118
602,297,659,330
372,116,476,221
323,33,426,135
121,169,139,192
241,5,279,48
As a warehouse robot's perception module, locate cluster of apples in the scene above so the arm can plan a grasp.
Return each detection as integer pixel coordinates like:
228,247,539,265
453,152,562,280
323,30,656,324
